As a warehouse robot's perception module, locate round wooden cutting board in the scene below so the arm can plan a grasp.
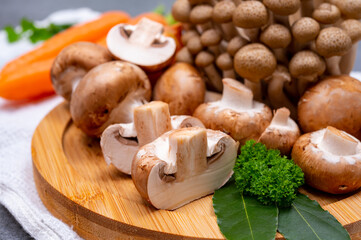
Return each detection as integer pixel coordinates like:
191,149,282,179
32,102,361,240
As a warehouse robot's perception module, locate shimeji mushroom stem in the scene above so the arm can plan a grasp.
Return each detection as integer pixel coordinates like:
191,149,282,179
236,27,259,42
221,78,253,109
300,0,315,17
168,128,208,182
326,56,342,76
204,64,223,91
128,18,164,47
340,43,359,75
319,126,358,156
133,101,172,147
244,79,262,102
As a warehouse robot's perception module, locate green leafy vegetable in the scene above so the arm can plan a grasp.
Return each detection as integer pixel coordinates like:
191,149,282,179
213,179,278,240
233,140,304,207
3,18,73,44
278,194,350,240
153,4,166,16
153,4,178,25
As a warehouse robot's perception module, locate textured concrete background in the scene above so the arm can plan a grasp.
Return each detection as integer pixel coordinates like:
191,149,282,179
0,1,361,239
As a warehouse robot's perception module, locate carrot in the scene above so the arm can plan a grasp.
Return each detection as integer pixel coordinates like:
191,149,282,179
128,12,168,26
1,11,129,77
0,59,54,100
96,36,107,48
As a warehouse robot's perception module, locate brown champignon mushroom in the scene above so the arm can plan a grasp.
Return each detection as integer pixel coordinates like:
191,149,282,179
101,101,205,175
289,50,326,96
200,28,222,55
291,17,320,52
51,42,112,101
212,1,237,40
266,65,297,119
315,27,352,75
234,43,277,101
195,51,223,92
216,53,235,79
70,61,151,137
106,18,176,72
339,20,361,74
334,0,361,19
260,24,292,64
204,90,222,103
292,126,361,194
131,127,239,210
193,78,272,145
298,75,361,140
263,0,301,27
312,3,341,26
233,1,268,42
258,108,300,155
153,63,205,115
189,4,214,32
171,0,191,23
227,36,248,57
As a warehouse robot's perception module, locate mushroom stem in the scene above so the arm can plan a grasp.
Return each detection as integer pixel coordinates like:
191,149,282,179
340,43,358,75
221,78,253,109
319,126,358,156
204,64,223,91
133,101,172,147
244,79,262,102
297,76,317,97
168,128,208,181
220,23,238,41
128,18,164,47
325,56,342,75
236,27,259,42
204,90,222,103
271,108,290,126
300,0,315,17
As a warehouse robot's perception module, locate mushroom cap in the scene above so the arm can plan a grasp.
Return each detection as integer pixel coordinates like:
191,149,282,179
335,0,361,19
258,108,300,155
200,29,222,46
187,36,203,55
291,17,320,44
70,61,151,137
315,27,352,58
51,42,112,101
234,43,277,82
171,0,191,22
213,1,236,23
195,51,215,67
298,75,361,140
263,0,301,16
106,19,176,72
340,19,361,43
175,47,194,65
292,128,361,194
153,63,205,115
216,53,233,70
233,1,269,29
131,127,239,210
312,3,341,24
181,30,199,45
289,50,326,80
260,24,292,49
189,4,213,24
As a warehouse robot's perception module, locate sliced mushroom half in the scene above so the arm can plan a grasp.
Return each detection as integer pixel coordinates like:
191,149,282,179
132,127,239,210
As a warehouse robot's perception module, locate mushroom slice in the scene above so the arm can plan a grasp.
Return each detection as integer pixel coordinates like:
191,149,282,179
292,127,361,194
106,18,176,72
70,61,151,137
51,42,112,101
258,108,300,155
132,127,239,210
193,78,272,145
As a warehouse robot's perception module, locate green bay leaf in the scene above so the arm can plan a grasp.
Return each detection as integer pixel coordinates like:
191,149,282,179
278,194,350,240
213,181,278,240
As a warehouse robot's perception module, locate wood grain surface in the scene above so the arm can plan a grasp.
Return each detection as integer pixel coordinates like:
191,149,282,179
32,102,361,240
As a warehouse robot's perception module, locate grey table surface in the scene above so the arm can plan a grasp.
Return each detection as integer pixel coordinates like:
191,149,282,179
0,1,361,240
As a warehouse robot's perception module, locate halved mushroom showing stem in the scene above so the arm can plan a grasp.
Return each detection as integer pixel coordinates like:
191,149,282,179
70,61,151,137
101,101,205,175
51,42,112,101
193,78,272,145
258,108,300,155
292,126,361,194
131,127,239,210
106,18,176,72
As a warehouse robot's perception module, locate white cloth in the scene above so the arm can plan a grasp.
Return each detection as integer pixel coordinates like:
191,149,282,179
0,8,101,240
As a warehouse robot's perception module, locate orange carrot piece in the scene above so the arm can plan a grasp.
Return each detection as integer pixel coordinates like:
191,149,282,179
128,12,167,26
0,59,54,100
96,36,108,48
1,11,129,77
